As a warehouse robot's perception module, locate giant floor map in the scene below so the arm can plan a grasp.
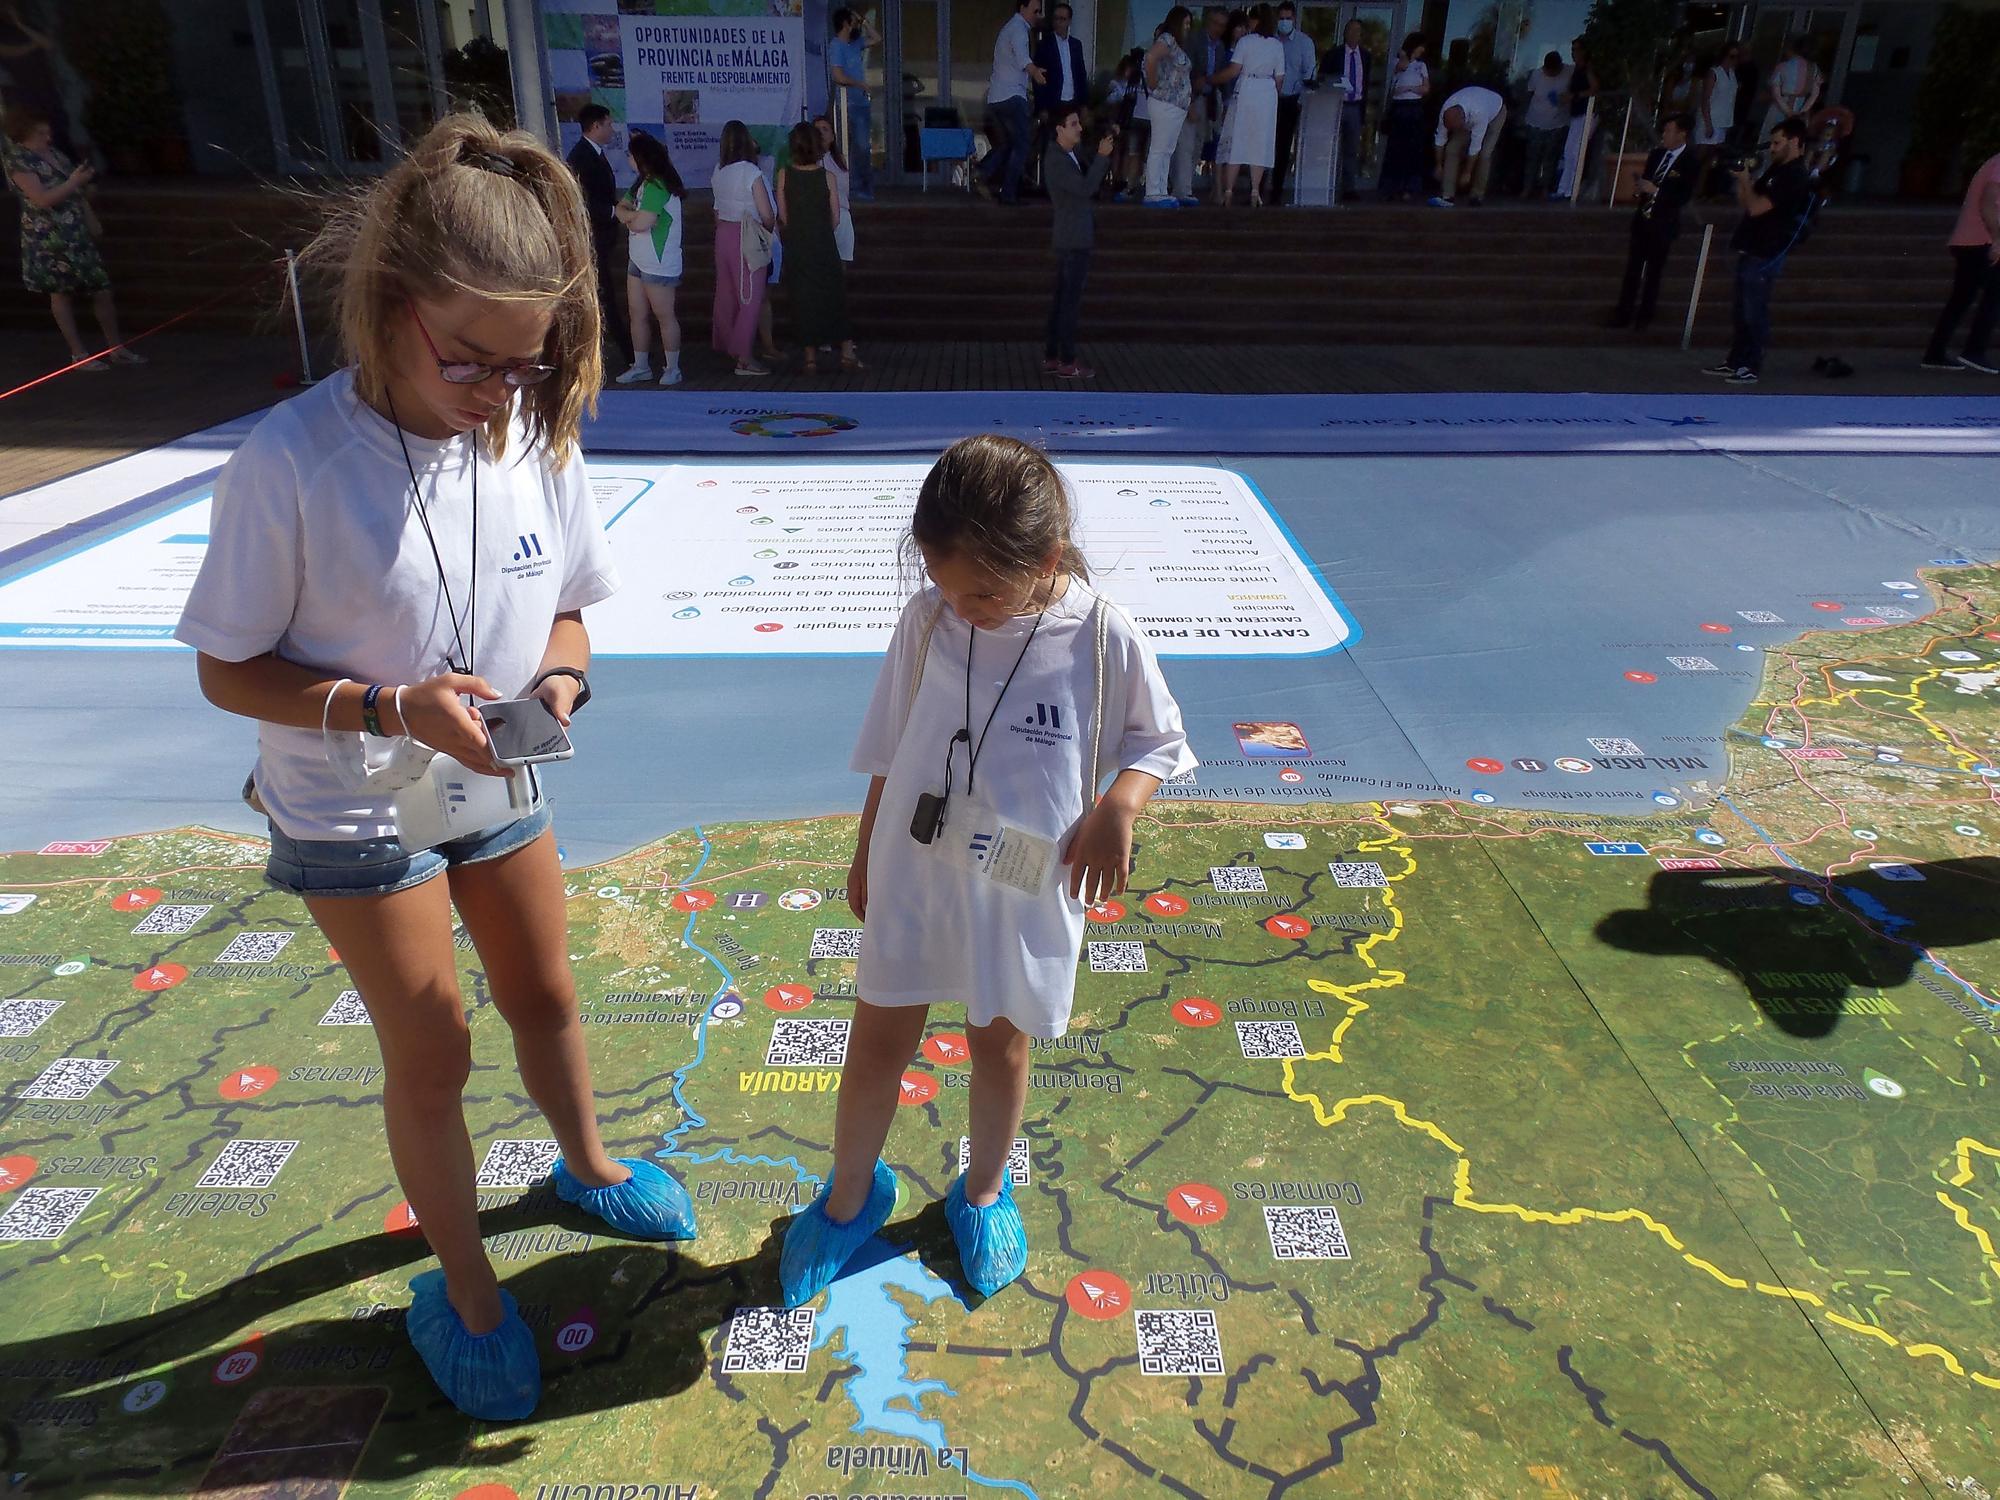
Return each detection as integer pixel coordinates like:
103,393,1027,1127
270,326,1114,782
0,413,1997,1499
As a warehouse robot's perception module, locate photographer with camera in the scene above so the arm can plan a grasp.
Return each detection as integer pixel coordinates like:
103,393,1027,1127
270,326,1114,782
1705,115,1811,385
1043,106,1115,379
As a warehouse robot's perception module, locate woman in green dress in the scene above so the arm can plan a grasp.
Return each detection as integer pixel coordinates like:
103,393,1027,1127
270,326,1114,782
3,106,141,369
776,121,863,374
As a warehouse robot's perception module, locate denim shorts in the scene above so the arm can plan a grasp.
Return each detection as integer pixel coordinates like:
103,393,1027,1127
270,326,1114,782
265,802,553,899
635,270,682,287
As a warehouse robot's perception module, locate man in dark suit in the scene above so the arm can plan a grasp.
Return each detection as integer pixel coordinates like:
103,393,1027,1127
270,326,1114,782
565,104,630,362
1610,112,1697,330
1030,2,1089,191
1327,19,1370,199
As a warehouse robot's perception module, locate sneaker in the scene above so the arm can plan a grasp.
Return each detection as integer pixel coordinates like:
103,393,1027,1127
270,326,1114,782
1042,356,1063,373
614,361,654,385
944,1174,1028,1298
1143,196,1180,208
108,347,148,366
1112,190,1132,202
659,366,683,386
1176,195,1201,207
551,1156,698,1240
780,1159,898,1307
406,1269,540,1421
735,361,771,377
1427,195,1455,208
1957,353,2000,375
1726,367,1760,384
1702,362,1739,377
1919,356,1963,371
1056,361,1095,379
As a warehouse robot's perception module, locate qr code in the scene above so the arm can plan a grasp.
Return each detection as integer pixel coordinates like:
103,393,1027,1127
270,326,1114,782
197,1139,299,1189
1236,1021,1306,1059
1209,866,1268,893
1327,862,1387,888
0,1186,101,1241
809,928,863,960
1264,1205,1351,1260
720,1306,816,1373
318,990,372,1026
1738,610,1785,624
957,1135,1031,1187
0,999,62,1037
475,1139,561,1188
1136,1309,1225,1377
1587,737,1644,757
1875,607,1912,619
1668,656,1718,671
1088,942,1148,974
767,1018,851,1067
214,931,296,965
21,1057,118,1099
133,904,211,936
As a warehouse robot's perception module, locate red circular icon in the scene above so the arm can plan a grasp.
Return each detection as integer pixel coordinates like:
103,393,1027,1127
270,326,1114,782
1812,600,1843,611
671,888,717,912
1623,670,1657,684
1142,891,1190,918
754,622,784,633
218,1065,279,1101
1278,768,1304,783
1166,1182,1229,1225
1086,899,1127,923
383,1201,422,1237
1172,996,1222,1028
110,887,161,913
328,946,342,964
1699,622,1733,634
0,1155,37,1193
763,982,814,1012
457,1487,522,1500
211,1337,263,1387
922,1032,971,1066
1465,757,1504,775
132,963,187,992
1264,914,1312,939
1065,1270,1132,1320
896,1071,940,1107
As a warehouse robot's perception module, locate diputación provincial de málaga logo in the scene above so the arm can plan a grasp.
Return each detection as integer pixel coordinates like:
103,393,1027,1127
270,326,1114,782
729,412,859,439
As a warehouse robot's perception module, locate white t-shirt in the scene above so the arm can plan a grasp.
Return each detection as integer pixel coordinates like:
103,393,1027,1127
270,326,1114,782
849,580,1197,1038
627,187,685,278
1435,86,1505,152
174,369,619,841
711,159,767,223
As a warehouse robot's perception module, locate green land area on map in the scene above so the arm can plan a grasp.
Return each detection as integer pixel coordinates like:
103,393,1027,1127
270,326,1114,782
0,570,1996,1500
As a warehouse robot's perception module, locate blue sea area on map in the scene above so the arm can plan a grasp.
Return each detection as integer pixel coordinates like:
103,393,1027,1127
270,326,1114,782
3,450,1998,864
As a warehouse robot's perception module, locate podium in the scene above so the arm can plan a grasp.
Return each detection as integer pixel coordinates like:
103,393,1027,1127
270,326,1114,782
1290,88,1344,206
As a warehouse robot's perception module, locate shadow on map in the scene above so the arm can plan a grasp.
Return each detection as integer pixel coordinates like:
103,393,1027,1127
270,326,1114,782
0,1187,968,1492
1592,858,2000,1038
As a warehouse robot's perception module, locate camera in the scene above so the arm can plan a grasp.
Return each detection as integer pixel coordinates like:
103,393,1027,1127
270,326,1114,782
1723,148,1763,177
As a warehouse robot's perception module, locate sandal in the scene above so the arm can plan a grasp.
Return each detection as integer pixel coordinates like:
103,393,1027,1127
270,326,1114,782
839,352,867,372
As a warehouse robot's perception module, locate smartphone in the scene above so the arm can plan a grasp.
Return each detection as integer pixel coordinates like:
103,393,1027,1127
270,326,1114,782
477,697,575,766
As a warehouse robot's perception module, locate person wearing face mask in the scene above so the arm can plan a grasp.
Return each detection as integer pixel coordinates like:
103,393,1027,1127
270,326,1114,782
1271,1,1316,203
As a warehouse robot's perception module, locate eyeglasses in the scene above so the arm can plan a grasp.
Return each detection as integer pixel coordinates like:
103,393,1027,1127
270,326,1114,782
404,299,557,388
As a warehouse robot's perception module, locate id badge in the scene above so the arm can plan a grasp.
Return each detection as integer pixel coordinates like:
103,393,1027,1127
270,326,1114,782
935,793,1058,897
394,754,542,852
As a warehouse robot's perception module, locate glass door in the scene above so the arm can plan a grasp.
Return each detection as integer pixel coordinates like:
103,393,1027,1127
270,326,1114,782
1748,1,1854,131
1301,2,1402,179
251,0,448,174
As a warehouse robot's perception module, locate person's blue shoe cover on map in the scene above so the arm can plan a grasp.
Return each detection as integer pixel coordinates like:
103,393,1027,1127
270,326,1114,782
781,1157,898,1306
946,1173,1029,1297
406,1268,541,1421
552,1155,699,1240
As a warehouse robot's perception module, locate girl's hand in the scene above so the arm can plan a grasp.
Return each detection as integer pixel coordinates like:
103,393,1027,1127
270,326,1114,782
847,845,869,920
531,672,582,727
393,673,505,775
1063,800,1136,907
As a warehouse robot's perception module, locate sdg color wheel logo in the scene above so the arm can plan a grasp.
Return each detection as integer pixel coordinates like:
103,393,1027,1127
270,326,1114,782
730,412,860,440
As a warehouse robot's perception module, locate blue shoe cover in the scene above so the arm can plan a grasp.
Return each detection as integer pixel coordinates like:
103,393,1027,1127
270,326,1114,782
945,1173,1027,1297
551,1155,698,1241
780,1158,897,1308
406,1268,540,1421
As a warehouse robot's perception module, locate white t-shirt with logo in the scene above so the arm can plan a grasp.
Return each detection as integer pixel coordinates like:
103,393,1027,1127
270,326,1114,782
849,580,1197,1037
175,369,619,841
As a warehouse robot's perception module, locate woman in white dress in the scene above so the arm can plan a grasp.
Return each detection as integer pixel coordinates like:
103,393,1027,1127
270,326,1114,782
1694,43,1740,198
1211,3,1284,206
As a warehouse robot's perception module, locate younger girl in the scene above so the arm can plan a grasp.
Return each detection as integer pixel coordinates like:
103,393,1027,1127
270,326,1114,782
174,114,696,1422
613,129,685,385
781,436,1195,1306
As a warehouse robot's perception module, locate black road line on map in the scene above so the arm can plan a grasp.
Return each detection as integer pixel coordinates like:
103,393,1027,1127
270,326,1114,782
1194,1417,1285,1482
1556,1345,1718,1500
1221,1352,1274,1409
244,1222,322,1277
1458,820,1941,1500
816,1363,859,1400
1048,1305,1208,1497
1159,1065,1290,1102
1482,1294,1535,1332
330,1183,396,1221
752,1414,812,1500
1288,1289,1321,1336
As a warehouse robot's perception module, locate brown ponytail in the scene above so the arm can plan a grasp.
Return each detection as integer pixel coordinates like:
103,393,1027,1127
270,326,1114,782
904,435,1090,588
300,112,601,465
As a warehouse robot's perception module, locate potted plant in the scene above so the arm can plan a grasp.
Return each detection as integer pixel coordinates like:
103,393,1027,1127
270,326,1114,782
60,0,187,175
1581,0,1679,200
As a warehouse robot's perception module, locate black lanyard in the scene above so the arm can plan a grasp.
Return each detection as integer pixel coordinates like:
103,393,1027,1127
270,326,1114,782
945,582,1050,801
387,392,479,679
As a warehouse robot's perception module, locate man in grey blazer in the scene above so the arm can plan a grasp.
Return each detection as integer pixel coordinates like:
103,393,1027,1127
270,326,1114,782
1044,106,1115,379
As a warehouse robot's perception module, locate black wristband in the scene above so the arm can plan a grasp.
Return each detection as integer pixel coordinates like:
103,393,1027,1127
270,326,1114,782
530,667,592,711
361,683,386,738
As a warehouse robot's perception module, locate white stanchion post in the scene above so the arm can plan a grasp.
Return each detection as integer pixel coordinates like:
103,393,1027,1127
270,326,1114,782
1608,97,1632,206
1570,96,1595,206
286,249,314,386
1681,222,1715,352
